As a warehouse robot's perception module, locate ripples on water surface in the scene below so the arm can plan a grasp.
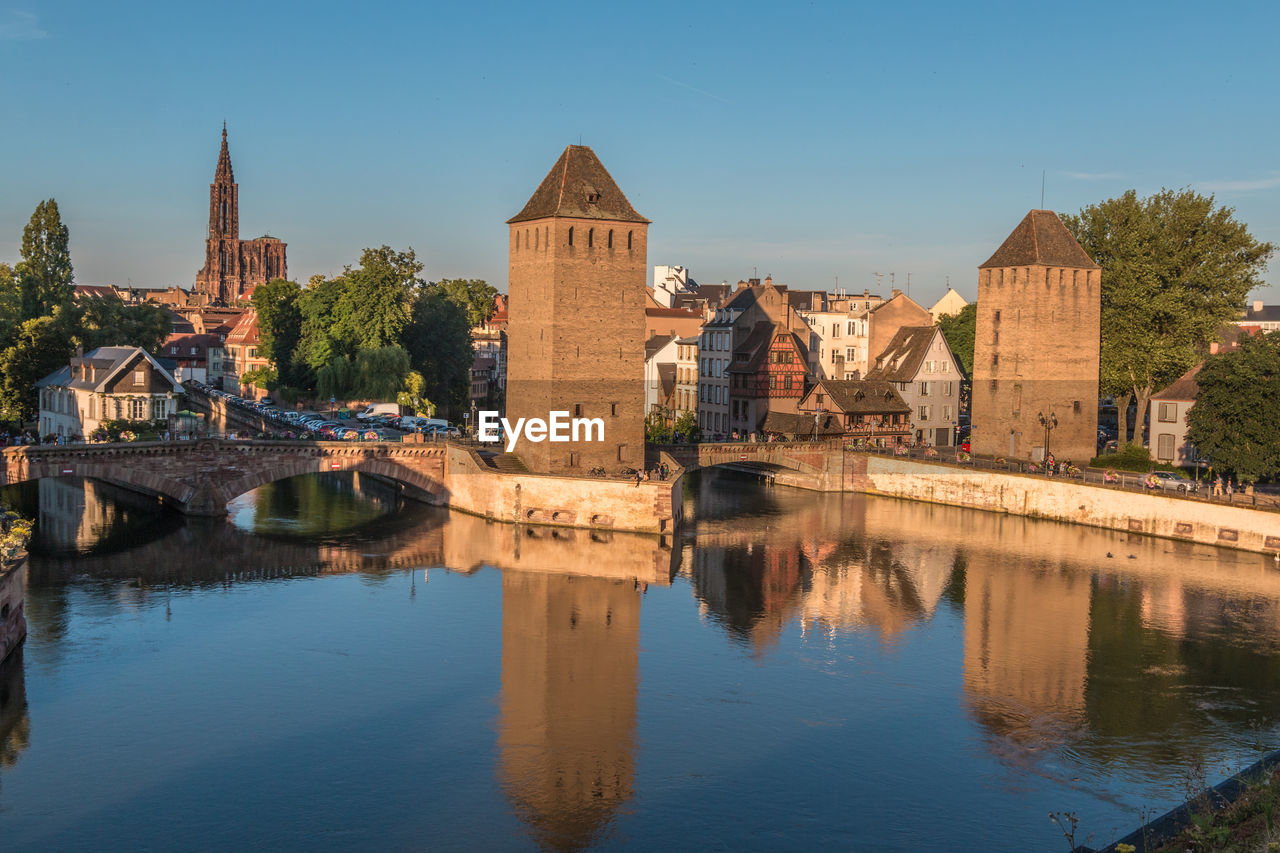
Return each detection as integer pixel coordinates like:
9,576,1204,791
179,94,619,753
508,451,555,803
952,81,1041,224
2,470,1280,851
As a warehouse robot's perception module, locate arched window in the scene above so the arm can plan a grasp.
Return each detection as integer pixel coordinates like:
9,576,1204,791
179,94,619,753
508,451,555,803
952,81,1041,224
568,227,574,246
588,228,594,248
608,230,614,249
628,231,633,250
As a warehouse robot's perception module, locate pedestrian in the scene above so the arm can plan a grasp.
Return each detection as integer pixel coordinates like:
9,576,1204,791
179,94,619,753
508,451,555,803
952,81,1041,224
1226,479,1234,499
1213,476,1223,497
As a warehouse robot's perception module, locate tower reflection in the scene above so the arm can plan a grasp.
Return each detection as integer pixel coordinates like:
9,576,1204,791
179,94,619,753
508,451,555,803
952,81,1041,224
497,571,640,851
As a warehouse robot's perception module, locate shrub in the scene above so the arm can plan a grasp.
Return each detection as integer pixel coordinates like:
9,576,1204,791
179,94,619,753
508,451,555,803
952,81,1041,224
1090,442,1155,472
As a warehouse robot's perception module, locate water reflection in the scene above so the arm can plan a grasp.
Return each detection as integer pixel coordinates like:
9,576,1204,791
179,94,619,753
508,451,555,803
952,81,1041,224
4,468,1280,849
0,651,28,774
499,572,639,850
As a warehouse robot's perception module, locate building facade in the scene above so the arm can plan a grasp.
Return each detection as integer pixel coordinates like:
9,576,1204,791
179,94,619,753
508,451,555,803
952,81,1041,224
194,126,287,306
36,347,184,439
727,323,809,436
505,145,648,474
971,210,1101,462
866,325,963,447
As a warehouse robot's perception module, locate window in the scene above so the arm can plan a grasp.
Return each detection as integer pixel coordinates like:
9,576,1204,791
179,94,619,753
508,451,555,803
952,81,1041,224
568,227,574,246
992,353,999,366
919,381,930,396
919,406,931,421
170,346,178,354
129,398,147,419
191,347,198,355
1157,433,1175,461
588,228,594,248
617,444,627,462
994,309,1001,323
943,405,952,420
1158,402,1177,423
568,452,579,467
134,369,145,385
628,231,633,250
846,347,856,360
574,404,582,417
1073,400,1082,415
608,230,613,249
816,393,825,406
611,402,618,416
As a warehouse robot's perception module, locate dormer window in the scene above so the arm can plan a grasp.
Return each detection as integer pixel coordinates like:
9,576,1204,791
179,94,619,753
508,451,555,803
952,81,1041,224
586,191,601,204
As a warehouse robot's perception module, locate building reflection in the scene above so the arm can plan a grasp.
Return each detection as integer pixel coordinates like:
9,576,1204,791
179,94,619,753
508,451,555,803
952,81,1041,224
497,571,640,851
0,650,29,773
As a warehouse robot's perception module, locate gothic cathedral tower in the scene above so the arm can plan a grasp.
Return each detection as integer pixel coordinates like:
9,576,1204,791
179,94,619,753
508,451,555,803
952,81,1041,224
194,125,287,306
505,146,648,475
971,210,1101,463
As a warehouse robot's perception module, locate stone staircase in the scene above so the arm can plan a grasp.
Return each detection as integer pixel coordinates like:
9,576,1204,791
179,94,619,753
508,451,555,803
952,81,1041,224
477,450,528,474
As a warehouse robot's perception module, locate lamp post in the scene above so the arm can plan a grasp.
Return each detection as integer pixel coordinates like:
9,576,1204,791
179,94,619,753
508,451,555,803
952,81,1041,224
1038,411,1058,461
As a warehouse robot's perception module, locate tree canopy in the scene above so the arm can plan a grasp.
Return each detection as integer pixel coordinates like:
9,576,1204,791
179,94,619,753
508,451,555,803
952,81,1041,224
435,278,499,328
17,199,73,321
1186,332,1280,484
1062,189,1274,443
251,278,303,386
0,315,75,422
938,302,975,376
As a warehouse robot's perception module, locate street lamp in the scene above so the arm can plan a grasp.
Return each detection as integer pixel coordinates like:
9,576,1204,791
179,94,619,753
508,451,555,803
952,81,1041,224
1038,411,1058,460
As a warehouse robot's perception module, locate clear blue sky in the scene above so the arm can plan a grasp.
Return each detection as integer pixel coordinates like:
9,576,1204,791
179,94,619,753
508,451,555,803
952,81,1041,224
1,0,1277,308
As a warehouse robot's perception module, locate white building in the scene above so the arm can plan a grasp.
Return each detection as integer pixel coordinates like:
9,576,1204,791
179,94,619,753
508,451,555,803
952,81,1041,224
866,326,963,447
929,287,969,324
644,333,680,423
651,265,698,308
37,346,184,440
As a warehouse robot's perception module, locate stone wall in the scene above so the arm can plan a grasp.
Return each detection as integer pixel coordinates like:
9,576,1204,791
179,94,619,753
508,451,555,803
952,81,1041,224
846,455,1280,555
444,445,681,534
0,558,26,665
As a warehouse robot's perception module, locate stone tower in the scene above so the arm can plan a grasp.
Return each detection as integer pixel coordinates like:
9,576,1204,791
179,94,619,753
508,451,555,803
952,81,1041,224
971,210,1101,463
506,145,648,475
194,125,287,306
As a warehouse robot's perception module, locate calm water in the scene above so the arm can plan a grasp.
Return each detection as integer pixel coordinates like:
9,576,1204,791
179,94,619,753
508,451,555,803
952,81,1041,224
2,470,1280,851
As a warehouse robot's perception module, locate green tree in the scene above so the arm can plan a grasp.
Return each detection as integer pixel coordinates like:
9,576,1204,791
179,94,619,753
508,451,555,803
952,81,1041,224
645,411,673,443
1186,332,1280,484
938,302,975,376
436,278,499,328
251,278,303,385
69,297,170,354
316,355,358,402
0,315,76,422
337,246,420,350
673,410,700,442
295,274,346,374
16,199,74,321
355,345,411,400
397,370,434,416
402,285,472,419
1063,189,1274,444
0,263,20,347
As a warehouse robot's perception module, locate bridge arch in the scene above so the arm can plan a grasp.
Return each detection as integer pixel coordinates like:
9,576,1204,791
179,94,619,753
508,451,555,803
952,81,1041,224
217,450,449,508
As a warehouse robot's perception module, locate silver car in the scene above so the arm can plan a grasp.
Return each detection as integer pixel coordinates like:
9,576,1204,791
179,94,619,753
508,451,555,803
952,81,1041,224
1148,471,1199,493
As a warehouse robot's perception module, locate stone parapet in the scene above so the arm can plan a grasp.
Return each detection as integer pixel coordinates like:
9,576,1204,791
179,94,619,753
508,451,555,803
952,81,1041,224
0,557,26,665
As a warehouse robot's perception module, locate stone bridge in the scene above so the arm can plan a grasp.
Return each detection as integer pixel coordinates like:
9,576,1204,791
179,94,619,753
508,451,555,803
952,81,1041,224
656,441,845,489
0,439,448,516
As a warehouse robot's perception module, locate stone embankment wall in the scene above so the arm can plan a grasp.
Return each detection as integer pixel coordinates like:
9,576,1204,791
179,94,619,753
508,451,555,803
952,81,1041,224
846,455,1280,555
444,446,682,535
0,558,26,664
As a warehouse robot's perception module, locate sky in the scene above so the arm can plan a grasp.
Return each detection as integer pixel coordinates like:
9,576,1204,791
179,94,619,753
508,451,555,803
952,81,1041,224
1,0,1278,309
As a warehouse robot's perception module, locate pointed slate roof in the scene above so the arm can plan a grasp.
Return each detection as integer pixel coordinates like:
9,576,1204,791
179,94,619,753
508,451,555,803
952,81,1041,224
979,210,1098,270
508,145,649,224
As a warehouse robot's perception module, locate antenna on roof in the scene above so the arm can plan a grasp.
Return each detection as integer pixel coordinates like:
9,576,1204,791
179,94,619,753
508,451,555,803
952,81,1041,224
1041,170,1046,208
906,273,911,298
872,271,884,290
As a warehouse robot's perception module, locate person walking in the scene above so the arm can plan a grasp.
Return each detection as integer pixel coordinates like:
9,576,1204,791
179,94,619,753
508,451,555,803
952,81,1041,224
1226,478,1234,500
1213,476,1223,497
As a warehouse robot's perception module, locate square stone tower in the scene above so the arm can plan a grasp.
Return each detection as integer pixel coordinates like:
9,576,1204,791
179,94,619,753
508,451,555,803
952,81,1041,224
971,210,1101,463
506,146,649,475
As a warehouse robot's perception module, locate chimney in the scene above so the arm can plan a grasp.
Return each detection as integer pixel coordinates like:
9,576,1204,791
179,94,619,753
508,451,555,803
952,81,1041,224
1254,300,1264,313
76,345,83,358
891,288,902,299
764,275,773,287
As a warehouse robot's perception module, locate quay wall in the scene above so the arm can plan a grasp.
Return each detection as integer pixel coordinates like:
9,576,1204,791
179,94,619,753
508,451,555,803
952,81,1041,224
0,558,26,664
847,455,1280,555
444,446,682,535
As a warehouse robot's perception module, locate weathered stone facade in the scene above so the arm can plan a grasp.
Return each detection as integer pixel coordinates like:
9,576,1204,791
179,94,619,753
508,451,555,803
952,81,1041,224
971,210,1101,463
194,126,287,306
506,146,648,475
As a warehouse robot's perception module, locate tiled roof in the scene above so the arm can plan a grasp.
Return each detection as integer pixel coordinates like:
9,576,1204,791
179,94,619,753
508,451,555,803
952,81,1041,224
1242,304,1280,323
980,210,1099,270
803,379,910,415
866,326,939,382
657,363,676,398
1152,363,1202,401
508,145,649,224
36,346,182,393
225,308,260,346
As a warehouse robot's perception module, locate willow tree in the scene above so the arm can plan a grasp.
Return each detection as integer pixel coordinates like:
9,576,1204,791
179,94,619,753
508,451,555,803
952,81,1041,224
1063,189,1274,444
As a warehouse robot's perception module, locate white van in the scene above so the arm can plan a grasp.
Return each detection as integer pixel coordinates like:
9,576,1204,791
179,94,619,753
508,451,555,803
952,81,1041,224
357,403,402,420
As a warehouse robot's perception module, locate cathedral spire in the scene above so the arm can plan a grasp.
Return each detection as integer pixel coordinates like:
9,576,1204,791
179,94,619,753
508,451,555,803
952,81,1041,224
215,123,234,183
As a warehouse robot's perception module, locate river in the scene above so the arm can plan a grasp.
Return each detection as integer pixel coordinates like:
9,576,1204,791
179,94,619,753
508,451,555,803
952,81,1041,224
1,469,1279,851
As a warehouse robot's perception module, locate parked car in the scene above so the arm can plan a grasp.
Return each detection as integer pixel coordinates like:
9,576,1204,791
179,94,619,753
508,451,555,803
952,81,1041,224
1147,471,1199,493
357,403,403,420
